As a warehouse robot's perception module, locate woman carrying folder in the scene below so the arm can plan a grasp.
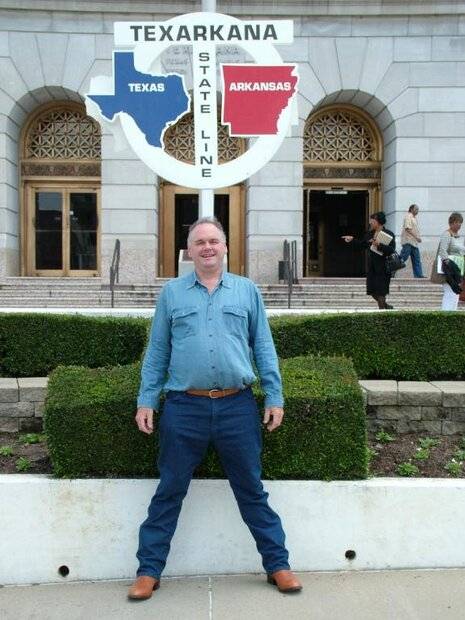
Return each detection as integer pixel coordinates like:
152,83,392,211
342,211,396,310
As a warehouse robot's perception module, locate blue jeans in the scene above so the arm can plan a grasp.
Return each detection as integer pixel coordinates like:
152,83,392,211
400,243,424,277
136,388,290,579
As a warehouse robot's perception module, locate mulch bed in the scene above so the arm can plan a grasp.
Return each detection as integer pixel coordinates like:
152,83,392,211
368,432,465,478
0,432,51,474
1,431,465,478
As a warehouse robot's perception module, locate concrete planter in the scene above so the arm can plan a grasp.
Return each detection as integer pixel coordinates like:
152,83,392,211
1,475,464,586
0,377,46,433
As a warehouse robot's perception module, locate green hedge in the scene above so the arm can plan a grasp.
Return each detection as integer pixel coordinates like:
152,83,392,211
44,358,367,480
44,355,367,480
269,311,465,381
5,310,465,381
0,313,148,377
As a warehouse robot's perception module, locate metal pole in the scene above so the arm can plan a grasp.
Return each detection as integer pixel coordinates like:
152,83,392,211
199,188,214,217
199,0,216,217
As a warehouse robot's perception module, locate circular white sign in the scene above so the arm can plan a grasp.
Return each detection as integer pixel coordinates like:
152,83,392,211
87,12,298,189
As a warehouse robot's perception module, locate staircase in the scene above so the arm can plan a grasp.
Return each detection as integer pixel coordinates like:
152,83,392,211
0,276,460,311
261,277,452,310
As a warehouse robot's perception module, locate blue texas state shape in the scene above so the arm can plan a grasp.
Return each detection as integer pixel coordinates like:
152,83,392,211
88,52,190,148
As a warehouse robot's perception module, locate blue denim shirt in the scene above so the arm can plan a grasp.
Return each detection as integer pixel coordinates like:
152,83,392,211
137,271,283,410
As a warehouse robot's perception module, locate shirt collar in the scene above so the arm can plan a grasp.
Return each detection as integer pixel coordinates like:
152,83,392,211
186,270,232,289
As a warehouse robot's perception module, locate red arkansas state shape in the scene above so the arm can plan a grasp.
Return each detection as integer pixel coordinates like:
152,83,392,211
221,64,298,136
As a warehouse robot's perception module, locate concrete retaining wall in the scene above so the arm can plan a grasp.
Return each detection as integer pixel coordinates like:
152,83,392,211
2,377,465,436
0,378,46,433
1,475,465,586
361,380,465,435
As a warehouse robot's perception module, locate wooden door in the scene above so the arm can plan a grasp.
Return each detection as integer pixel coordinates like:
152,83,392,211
159,184,244,277
25,183,100,276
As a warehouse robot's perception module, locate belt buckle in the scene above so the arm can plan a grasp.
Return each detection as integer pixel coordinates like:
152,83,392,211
209,389,222,399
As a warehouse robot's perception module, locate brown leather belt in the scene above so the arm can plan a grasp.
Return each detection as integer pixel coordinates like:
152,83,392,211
186,388,241,399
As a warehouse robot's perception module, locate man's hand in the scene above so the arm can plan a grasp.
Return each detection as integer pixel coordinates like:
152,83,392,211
341,236,353,243
135,407,155,434
263,407,284,432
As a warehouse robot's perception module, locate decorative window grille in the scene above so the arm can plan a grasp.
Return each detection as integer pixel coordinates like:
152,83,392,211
25,108,101,160
304,110,376,162
164,113,244,163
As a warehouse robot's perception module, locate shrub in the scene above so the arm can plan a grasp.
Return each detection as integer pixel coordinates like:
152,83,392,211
5,310,465,382
269,311,465,381
0,313,148,377
44,356,367,480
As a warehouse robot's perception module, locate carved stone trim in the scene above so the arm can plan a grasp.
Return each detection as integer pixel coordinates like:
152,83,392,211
21,162,101,177
304,166,381,179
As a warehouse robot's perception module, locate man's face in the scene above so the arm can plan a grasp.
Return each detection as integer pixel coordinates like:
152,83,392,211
413,206,419,216
187,223,227,272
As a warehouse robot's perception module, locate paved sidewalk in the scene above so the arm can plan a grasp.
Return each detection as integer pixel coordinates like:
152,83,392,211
1,569,465,620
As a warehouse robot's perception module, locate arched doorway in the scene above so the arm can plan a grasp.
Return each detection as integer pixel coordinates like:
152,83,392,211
160,112,245,277
303,105,383,277
20,102,101,277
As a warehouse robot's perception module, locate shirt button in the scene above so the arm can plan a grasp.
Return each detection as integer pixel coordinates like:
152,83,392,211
211,365,215,369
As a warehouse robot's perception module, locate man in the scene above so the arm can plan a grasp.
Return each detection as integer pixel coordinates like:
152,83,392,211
400,204,424,278
128,217,302,600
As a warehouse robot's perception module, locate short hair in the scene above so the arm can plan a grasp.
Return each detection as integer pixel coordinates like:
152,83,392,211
370,211,386,226
187,216,227,246
449,212,464,225
408,204,418,213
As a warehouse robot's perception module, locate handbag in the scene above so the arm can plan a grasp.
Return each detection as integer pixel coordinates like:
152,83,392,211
386,252,406,274
437,255,465,276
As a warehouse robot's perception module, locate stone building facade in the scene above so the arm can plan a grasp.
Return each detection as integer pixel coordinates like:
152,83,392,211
1,0,464,283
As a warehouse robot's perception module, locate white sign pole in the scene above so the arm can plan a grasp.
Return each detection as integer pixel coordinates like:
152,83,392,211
199,0,216,217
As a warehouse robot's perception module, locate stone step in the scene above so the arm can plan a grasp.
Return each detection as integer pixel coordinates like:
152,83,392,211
0,291,445,301
0,297,444,306
0,277,458,310
263,285,443,291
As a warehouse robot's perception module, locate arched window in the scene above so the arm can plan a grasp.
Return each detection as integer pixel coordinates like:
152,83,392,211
22,103,101,176
21,103,101,277
304,107,380,163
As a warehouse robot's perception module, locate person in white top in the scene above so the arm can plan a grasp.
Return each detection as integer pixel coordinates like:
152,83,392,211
399,204,424,278
431,212,465,311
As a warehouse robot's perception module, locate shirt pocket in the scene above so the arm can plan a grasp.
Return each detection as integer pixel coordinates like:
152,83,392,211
222,305,248,338
171,306,199,338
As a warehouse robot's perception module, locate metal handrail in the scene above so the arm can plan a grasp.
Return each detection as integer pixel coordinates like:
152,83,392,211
283,240,298,309
291,239,298,285
109,239,120,308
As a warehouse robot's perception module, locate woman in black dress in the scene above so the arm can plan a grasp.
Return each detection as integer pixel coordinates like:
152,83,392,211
342,211,396,310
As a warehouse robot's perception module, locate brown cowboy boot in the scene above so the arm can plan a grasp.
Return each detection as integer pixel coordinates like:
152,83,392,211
267,569,302,594
127,575,160,600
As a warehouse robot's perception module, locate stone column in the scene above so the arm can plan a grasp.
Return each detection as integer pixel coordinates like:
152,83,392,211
100,131,158,284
